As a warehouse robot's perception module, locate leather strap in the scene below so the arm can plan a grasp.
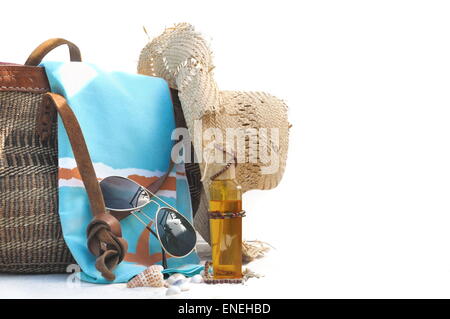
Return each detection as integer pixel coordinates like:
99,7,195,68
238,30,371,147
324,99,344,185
25,38,82,66
170,88,202,215
42,93,126,281
148,161,174,194
0,65,50,92
42,93,106,217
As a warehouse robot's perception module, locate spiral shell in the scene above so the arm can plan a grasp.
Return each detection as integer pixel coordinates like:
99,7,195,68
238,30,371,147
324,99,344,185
127,265,165,288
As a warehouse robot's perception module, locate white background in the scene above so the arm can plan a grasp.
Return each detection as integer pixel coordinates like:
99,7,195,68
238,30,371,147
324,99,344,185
2,0,450,298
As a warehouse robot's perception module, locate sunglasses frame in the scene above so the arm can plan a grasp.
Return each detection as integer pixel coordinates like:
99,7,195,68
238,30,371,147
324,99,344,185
99,175,197,268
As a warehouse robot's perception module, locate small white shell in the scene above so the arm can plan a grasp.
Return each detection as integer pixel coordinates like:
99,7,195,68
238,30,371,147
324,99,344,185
167,273,186,285
180,283,191,291
190,274,203,283
166,285,181,296
172,278,188,286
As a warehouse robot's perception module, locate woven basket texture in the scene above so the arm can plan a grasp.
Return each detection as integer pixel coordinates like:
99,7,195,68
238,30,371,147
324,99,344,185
0,91,74,273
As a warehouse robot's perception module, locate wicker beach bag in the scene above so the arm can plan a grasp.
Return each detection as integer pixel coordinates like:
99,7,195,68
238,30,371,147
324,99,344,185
0,39,80,273
0,39,203,274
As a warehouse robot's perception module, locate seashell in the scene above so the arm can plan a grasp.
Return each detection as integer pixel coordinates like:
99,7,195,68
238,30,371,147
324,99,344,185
166,273,186,285
179,283,191,291
172,278,187,286
166,285,181,296
127,265,165,288
190,274,203,283
242,267,263,280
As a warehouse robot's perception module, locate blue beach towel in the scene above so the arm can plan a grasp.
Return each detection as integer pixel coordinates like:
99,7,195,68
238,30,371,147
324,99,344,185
42,61,199,283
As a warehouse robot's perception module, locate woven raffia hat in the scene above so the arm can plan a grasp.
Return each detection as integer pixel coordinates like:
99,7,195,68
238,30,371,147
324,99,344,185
138,23,290,243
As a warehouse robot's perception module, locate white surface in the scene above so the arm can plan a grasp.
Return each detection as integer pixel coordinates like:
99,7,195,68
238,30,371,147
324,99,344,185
0,247,283,299
2,0,450,298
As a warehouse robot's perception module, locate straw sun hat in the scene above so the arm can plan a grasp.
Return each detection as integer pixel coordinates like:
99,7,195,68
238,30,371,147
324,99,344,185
138,23,290,243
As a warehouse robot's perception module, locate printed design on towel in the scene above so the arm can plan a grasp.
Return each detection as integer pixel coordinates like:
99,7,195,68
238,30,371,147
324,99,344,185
124,219,168,266
58,156,192,267
58,157,187,199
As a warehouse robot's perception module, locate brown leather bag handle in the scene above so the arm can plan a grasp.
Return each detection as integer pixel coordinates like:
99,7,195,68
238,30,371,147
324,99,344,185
41,93,126,281
25,38,82,66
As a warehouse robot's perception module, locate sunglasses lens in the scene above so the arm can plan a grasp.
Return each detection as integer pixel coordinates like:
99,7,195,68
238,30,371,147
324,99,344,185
100,176,150,211
156,208,196,257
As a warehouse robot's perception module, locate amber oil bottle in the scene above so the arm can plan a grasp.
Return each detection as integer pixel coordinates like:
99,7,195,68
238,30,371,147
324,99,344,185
209,162,243,279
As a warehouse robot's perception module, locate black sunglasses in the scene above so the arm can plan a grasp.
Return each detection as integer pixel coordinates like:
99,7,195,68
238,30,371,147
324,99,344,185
99,176,197,268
